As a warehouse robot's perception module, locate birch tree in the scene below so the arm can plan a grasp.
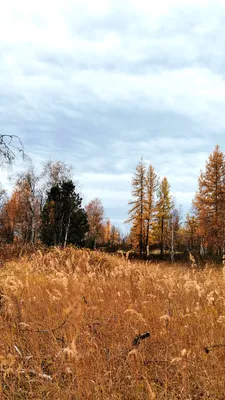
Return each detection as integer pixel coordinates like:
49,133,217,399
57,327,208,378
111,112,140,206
85,198,104,248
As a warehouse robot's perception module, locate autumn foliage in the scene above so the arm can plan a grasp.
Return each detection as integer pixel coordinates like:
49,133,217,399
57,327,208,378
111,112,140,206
193,145,225,260
1,147,225,263
127,147,225,263
1,146,225,399
127,160,176,258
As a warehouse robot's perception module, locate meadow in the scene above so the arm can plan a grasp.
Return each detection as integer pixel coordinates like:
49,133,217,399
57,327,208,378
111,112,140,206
0,247,224,399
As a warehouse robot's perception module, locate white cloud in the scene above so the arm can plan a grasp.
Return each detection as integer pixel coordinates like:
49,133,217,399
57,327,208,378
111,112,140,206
1,0,225,228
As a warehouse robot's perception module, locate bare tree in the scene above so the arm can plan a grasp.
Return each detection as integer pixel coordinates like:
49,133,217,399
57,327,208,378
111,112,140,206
39,161,73,208
0,134,29,163
41,160,73,188
85,198,104,248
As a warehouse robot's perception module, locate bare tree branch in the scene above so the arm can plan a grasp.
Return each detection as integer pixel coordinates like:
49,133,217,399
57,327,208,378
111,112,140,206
0,134,30,164
204,343,225,353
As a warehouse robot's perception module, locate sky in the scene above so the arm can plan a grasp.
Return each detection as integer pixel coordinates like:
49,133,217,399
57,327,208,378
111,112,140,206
1,0,225,232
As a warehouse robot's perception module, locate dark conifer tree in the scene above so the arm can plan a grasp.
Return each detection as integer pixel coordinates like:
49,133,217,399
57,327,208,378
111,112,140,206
41,180,89,247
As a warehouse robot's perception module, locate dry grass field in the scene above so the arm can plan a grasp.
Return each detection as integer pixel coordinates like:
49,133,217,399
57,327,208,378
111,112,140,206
0,247,225,399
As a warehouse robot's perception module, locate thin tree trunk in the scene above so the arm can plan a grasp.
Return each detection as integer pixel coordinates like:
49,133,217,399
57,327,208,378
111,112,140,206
64,213,71,248
171,217,174,262
160,217,164,256
59,212,64,245
140,165,144,256
64,206,76,248
145,217,150,257
200,239,205,256
28,197,36,244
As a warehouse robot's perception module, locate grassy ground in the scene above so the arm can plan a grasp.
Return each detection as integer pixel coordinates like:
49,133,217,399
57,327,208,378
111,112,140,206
0,247,225,399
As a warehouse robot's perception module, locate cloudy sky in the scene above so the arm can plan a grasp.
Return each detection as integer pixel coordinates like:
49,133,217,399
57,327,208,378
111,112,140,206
1,0,225,231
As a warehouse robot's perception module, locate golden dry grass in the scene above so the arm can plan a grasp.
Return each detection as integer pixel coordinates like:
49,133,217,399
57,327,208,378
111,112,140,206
0,247,225,399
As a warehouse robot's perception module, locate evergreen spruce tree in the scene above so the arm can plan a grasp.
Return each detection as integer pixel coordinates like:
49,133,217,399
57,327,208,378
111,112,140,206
41,180,89,247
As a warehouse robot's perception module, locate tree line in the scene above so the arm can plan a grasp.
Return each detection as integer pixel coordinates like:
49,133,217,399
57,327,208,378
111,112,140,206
127,146,225,263
126,160,180,258
0,160,123,249
1,135,225,263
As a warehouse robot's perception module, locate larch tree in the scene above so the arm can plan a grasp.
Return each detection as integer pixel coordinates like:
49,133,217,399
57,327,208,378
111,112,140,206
193,145,225,258
155,177,173,256
169,206,182,261
184,213,199,251
103,219,111,245
127,159,146,255
110,225,121,248
144,165,158,256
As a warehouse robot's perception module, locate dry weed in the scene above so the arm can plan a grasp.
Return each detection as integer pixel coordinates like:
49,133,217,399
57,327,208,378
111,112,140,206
0,247,224,399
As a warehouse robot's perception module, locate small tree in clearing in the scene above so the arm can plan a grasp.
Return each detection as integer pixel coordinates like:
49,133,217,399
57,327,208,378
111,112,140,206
127,159,146,256
155,177,173,257
85,198,104,249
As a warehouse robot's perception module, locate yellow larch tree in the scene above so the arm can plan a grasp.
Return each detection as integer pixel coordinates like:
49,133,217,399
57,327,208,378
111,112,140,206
103,219,111,244
193,145,225,258
144,165,158,256
155,177,173,256
127,159,146,255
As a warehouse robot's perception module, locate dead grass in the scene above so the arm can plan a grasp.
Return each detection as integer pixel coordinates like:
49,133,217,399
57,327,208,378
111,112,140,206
0,247,225,399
